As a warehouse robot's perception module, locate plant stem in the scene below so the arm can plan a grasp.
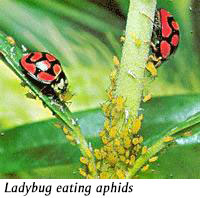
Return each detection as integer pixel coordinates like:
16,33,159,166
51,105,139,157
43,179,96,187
114,0,157,178
0,32,97,178
116,0,157,117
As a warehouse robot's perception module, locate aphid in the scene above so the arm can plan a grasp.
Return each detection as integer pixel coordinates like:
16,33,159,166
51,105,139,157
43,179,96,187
131,117,142,134
99,130,106,138
79,168,87,177
149,156,158,163
143,93,152,102
94,149,102,160
80,157,89,165
25,92,36,100
6,36,16,45
139,114,144,121
141,164,149,172
115,96,126,112
124,137,132,149
142,146,148,155
100,172,110,179
183,131,192,137
54,122,63,129
117,146,125,155
113,56,120,66
20,52,68,99
120,36,126,43
131,33,142,48
85,148,93,158
132,138,140,145
114,139,120,146
146,61,158,77
109,126,117,138
163,136,174,142
116,169,125,179
66,134,74,142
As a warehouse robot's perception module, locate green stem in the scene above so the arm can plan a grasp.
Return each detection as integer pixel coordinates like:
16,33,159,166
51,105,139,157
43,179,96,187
115,0,158,178
0,32,97,178
116,0,157,117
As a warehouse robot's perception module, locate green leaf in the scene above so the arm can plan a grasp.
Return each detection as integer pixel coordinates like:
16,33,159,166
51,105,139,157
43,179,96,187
0,109,102,177
1,94,200,178
139,133,200,179
142,94,200,141
0,0,121,68
138,94,200,178
116,0,129,14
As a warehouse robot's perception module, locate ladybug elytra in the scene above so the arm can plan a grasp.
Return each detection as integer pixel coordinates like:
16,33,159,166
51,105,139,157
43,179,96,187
150,8,180,68
20,52,68,98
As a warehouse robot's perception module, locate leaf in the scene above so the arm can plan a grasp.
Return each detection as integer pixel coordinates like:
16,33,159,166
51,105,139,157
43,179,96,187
141,94,200,141
139,132,200,179
0,0,121,68
138,94,200,178
116,0,129,15
0,109,102,177
1,94,200,178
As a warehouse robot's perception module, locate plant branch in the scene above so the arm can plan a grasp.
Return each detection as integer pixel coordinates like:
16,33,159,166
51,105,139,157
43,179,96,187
116,0,157,117
114,0,157,178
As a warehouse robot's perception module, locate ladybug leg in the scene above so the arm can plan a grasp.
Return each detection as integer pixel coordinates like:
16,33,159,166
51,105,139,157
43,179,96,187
40,85,57,98
150,42,158,52
154,60,162,68
148,54,162,63
148,54,162,69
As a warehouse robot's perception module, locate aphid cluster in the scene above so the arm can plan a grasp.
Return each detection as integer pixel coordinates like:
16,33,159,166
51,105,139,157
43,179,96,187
92,99,146,179
80,56,148,179
79,56,122,179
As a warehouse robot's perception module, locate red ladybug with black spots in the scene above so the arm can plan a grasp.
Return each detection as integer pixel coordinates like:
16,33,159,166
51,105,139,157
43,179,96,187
150,8,180,67
20,52,68,98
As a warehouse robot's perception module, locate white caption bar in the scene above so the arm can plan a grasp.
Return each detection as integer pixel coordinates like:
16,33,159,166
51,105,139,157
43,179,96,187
0,179,199,198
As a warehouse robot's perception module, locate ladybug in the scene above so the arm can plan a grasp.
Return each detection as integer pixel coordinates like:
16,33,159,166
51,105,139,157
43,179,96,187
150,8,180,67
20,52,68,98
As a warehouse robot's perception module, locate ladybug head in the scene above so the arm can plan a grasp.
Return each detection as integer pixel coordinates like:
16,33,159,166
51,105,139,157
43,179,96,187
52,71,68,94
